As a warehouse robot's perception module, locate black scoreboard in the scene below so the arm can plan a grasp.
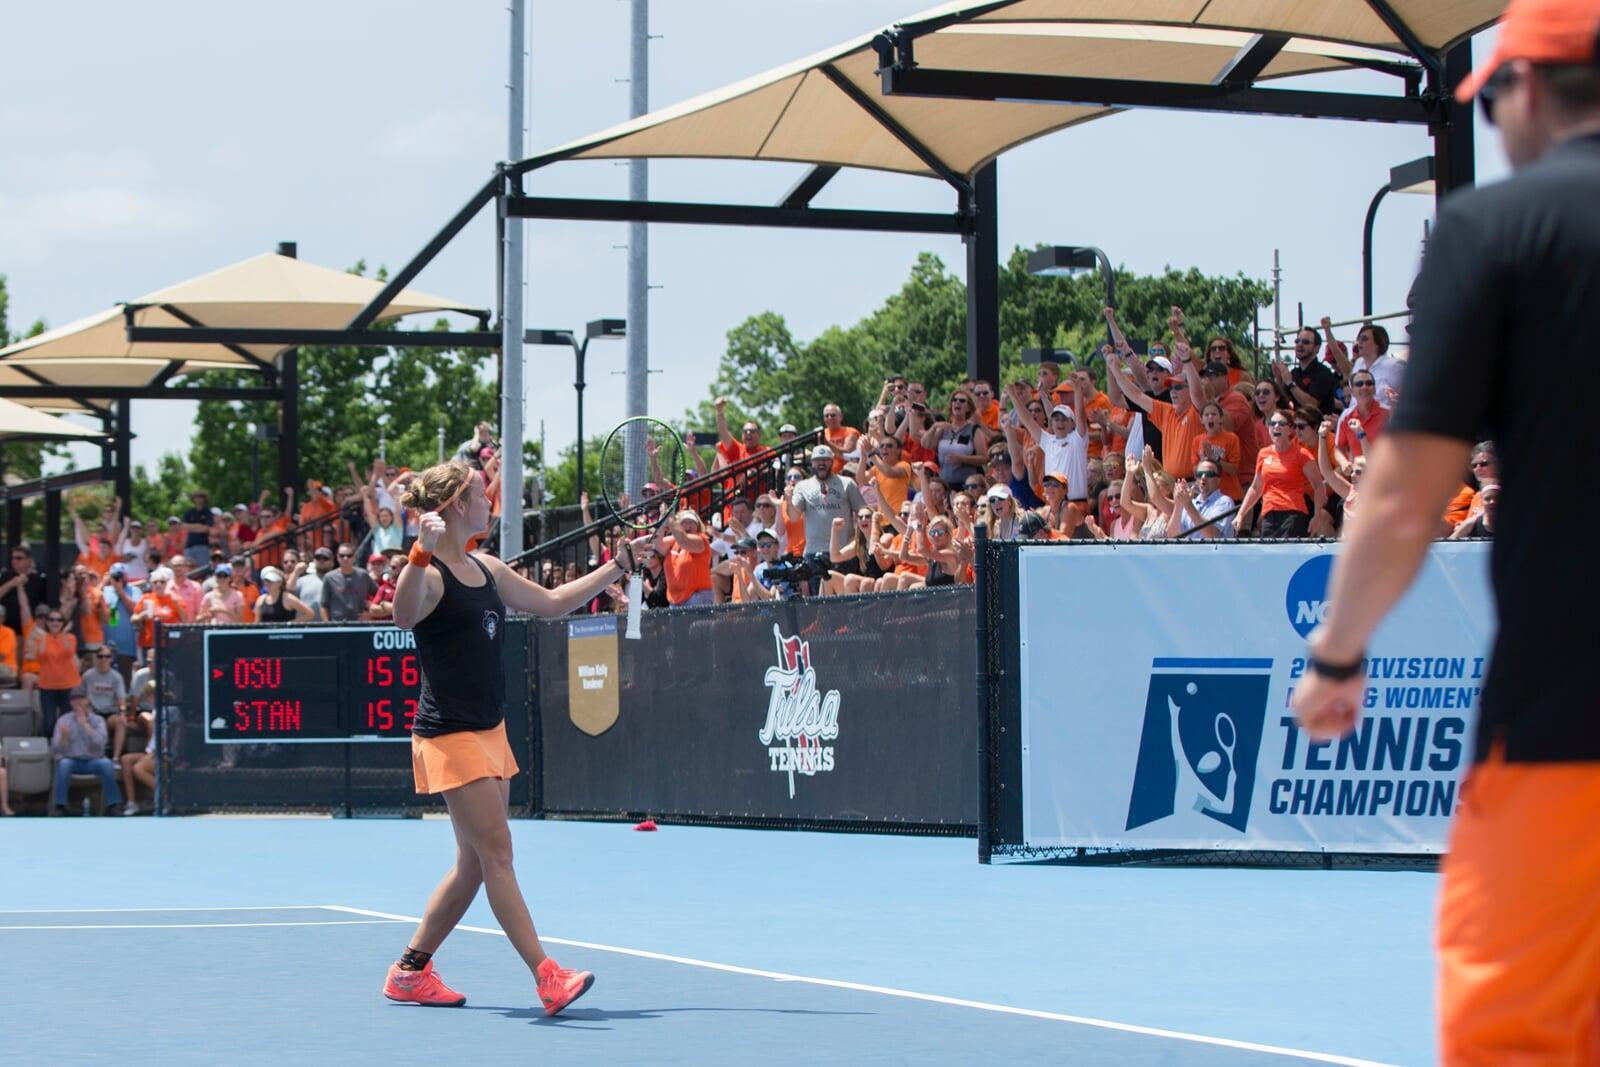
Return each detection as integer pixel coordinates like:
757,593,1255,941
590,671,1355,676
203,627,421,743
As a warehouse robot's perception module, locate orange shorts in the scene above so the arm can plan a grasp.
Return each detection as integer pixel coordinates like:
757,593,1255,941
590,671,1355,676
410,720,519,795
1438,749,1600,1065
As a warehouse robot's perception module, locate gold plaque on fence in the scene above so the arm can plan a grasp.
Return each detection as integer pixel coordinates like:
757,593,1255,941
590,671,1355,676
567,616,620,737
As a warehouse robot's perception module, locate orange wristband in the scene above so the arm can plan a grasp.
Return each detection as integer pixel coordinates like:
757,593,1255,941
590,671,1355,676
408,543,434,567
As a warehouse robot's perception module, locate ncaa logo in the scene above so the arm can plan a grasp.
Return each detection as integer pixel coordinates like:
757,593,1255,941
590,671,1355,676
1125,659,1272,834
1285,554,1335,638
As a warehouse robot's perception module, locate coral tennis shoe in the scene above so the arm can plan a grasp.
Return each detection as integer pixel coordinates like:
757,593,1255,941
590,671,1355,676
383,961,467,1007
536,957,594,1016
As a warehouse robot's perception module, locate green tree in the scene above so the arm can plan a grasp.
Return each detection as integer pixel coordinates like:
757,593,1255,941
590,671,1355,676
691,246,1273,432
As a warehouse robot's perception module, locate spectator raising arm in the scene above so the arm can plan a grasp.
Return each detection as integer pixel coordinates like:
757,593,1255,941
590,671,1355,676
1317,420,1355,501
1321,316,1354,381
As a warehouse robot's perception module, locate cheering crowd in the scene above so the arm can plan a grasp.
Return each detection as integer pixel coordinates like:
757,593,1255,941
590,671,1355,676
564,306,1496,609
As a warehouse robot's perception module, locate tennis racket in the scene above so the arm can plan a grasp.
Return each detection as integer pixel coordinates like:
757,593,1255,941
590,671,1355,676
597,416,687,639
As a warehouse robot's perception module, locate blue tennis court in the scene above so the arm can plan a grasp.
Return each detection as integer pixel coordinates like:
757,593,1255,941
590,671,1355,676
4,818,1437,1064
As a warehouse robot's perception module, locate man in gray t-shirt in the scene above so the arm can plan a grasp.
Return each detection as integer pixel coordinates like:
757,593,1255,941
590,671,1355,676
790,445,867,556
320,543,376,621
81,656,128,716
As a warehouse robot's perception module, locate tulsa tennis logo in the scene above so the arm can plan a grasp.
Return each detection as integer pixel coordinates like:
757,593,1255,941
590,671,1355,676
759,625,841,798
1125,659,1272,834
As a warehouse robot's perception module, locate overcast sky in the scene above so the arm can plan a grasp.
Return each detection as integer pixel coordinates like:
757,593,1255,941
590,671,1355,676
0,2,1504,479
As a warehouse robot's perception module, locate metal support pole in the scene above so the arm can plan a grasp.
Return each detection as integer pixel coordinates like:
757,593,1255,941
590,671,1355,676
43,489,61,607
964,162,999,386
1272,249,1283,368
277,236,300,499
500,0,528,561
625,0,650,499
1432,42,1476,199
973,521,992,864
278,350,299,498
1362,183,1392,317
113,399,132,507
574,341,588,506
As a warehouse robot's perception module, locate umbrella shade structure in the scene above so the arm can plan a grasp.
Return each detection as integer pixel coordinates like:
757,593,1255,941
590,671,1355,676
0,396,106,442
0,251,487,399
517,0,1504,182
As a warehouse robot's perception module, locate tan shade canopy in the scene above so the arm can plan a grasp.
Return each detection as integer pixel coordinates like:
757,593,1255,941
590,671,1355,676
523,0,1503,180
0,396,106,442
0,252,485,397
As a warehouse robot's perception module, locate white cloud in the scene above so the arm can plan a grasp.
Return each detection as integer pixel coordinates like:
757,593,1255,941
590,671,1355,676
378,110,500,161
0,185,211,256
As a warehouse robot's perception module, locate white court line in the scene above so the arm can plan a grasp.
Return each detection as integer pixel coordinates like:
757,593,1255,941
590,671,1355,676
324,905,1394,1067
0,920,407,931
0,905,335,915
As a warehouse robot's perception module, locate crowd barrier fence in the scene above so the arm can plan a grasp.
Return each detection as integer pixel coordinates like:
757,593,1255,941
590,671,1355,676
156,590,976,833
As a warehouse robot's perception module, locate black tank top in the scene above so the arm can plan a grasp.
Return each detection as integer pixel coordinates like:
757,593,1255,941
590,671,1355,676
410,555,506,737
256,593,297,623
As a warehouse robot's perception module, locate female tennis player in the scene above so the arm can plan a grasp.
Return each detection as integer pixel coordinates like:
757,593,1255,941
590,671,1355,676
382,460,649,1014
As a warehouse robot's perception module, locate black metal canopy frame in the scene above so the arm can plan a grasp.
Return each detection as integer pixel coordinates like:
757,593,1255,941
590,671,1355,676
0,1,1478,561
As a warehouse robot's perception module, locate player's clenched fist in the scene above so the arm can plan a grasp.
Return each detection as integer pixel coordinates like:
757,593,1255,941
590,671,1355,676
417,511,447,551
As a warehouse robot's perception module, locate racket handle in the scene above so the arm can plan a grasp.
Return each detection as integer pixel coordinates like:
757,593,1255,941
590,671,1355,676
625,572,643,640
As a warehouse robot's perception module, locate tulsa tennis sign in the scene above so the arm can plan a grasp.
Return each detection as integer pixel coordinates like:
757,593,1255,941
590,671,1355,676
759,625,841,798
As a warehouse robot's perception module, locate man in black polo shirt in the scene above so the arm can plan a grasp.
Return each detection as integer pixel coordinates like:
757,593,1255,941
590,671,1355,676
1274,326,1340,415
1292,2,1600,1058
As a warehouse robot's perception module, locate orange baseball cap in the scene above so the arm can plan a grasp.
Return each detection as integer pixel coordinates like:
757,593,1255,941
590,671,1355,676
1456,0,1600,102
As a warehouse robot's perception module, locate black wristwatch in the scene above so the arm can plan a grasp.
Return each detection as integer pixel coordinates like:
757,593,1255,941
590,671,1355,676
1307,651,1365,681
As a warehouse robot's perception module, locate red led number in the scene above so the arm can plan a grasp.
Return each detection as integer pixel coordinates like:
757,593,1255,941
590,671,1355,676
367,655,420,688
366,699,416,733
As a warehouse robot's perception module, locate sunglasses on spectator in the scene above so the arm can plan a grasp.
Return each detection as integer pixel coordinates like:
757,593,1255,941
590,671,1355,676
1477,64,1517,126
1196,470,1220,479
1294,421,1313,430
1269,419,1291,429
96,652,113,659
1169,383,1187,392
785,474,802,483
1471,459,1492,469
929,528,950,538
337,552,354,559
1255,386,1275,395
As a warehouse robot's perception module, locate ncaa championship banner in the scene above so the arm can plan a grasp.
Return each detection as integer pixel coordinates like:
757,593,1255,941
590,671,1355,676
1017,542,1493,854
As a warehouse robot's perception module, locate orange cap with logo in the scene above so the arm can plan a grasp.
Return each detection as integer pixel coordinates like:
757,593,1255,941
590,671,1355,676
1456,0,1600,102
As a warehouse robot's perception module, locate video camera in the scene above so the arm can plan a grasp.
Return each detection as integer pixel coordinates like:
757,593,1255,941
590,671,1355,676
760,553,832,596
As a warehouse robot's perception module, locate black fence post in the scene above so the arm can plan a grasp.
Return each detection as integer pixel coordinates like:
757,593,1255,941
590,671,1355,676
974,522,992,864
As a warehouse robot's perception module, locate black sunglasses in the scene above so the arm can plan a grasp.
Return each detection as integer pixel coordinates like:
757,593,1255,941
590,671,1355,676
1477,65,1516,126
1196,470,1220,479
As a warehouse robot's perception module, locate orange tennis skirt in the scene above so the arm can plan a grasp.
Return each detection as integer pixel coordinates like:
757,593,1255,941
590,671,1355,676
411,720,519,795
